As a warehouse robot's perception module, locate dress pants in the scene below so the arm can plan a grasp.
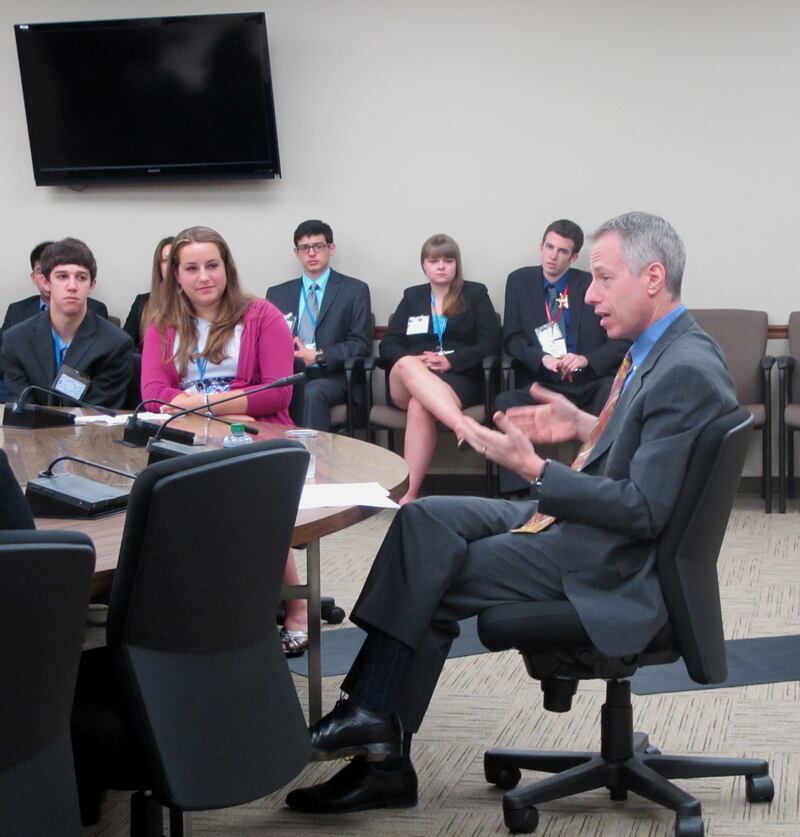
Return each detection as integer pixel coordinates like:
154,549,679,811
302,372,348,431
344,496,568,732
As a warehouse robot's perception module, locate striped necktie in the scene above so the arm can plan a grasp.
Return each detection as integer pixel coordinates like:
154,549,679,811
545,284,566,339
513,351,633,534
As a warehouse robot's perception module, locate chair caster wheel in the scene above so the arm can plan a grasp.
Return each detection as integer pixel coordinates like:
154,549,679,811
675,814,703,837
746,774,774,803
325,606,345,624
491,766,521,790
504,804,538,833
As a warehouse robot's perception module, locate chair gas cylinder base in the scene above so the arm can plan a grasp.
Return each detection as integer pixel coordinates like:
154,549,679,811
484,679,772,836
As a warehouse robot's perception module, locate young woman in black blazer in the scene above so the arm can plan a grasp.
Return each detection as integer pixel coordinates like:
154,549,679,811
379,234,500,503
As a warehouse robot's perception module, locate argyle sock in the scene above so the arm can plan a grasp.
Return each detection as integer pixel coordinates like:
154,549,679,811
346,629,412,713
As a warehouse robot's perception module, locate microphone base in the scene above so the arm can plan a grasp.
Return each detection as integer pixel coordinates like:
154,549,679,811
26,474,129,518
146,438,212,464
121,418,195,447
3,404,76,429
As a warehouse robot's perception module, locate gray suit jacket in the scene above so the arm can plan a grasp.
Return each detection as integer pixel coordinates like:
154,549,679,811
1,310,132,408
535,310,738,656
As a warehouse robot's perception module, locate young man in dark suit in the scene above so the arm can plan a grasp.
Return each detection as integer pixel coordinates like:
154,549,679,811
266,220,372,430
0,241,108,400
285,212,739,814
496,219,630,492
1,238,132,408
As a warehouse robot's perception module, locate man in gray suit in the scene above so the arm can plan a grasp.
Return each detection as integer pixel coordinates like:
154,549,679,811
266,220,372,430
286,212,739,814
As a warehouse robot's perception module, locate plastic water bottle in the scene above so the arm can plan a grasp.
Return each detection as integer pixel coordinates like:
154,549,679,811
222,423,254,448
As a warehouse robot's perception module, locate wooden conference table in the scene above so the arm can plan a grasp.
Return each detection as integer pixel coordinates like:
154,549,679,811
1,407,408,723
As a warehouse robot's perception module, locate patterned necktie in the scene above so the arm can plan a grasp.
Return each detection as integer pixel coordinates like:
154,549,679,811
297,283,319,345
513,351,633,534
546,284,567,339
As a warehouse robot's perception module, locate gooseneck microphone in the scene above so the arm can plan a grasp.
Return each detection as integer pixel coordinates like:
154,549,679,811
152,371,305,441
4,384,118,429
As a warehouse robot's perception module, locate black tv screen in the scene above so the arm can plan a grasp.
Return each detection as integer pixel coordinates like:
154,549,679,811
14,12,281,185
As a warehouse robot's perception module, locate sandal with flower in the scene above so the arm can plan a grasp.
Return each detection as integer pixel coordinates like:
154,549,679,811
280,627,309,658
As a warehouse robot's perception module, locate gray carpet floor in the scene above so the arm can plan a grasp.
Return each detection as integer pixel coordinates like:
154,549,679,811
84,494,800,836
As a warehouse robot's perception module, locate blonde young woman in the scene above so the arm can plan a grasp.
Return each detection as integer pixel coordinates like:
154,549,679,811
141,226,308,655
379,234,500,504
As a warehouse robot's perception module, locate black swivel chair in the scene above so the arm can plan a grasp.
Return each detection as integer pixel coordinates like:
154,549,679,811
478,407,772,836
72,440,312,836
0,530,95,837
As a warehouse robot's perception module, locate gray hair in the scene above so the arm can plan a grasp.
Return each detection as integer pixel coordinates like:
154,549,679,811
591,212,685,298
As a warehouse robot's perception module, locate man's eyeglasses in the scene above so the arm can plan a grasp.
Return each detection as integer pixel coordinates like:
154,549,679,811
296,242,330,254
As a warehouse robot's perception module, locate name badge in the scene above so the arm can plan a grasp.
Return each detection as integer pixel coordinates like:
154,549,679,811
406,315,429,335
535,323,567,358
53,364,89,402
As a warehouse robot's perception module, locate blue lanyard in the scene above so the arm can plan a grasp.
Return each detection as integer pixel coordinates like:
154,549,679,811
300,283,320,330
430,294,448,349
194,347,208,384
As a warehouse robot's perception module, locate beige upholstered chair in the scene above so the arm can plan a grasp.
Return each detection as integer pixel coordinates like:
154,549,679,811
777,311,800,512
691,309,775,512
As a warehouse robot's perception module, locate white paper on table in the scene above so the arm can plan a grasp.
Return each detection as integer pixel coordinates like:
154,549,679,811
299,482,399,510
74,412,166,426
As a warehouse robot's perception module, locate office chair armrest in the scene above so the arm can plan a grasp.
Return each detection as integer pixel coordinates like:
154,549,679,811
500,353,516,391
778,355,795,410
776,355,794,371
760,355,776,371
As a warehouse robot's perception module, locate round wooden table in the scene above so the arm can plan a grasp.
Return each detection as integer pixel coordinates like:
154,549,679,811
1,408,408,721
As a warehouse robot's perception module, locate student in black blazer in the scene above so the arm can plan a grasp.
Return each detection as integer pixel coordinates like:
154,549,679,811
379,234,500,504
267,220,372,430
122,235,174,347
0,241,108,399
1,238,131,408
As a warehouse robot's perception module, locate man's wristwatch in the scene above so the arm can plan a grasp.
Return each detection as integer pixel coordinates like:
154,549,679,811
531,459,551,495
315,348,325,365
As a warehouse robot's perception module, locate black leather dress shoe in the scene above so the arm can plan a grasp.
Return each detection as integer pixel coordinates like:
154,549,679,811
286,758,418,813
310,699,403,761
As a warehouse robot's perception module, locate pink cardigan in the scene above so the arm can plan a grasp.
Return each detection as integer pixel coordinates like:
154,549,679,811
141,298,294,424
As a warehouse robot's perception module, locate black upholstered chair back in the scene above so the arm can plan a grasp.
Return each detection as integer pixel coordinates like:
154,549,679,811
655,406,752,684
0,530,95,837
107,440,311,811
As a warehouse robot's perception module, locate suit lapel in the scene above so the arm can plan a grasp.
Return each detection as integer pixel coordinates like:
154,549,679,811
526,267,546,334
315,270,341,331
27,312,57,387
582,311,694,468
61,312,97,371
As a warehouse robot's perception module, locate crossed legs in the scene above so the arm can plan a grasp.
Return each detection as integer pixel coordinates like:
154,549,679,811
389,356,468,504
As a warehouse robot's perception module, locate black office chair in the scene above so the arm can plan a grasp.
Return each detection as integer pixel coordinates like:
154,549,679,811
123,351,142,410
71,440,312,836
0,530,95,837
478,407,772,836
330,313,376,437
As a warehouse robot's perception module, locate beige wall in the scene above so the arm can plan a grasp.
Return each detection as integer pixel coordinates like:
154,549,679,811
1,1,796,477
1,0,797,325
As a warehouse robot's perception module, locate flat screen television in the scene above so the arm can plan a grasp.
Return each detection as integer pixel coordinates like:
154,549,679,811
14,12,281,185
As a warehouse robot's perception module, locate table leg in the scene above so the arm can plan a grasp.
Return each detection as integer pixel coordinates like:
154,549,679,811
305,539,322,724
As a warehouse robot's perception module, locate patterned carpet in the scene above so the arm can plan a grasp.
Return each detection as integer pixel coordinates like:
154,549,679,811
85,494,800,836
